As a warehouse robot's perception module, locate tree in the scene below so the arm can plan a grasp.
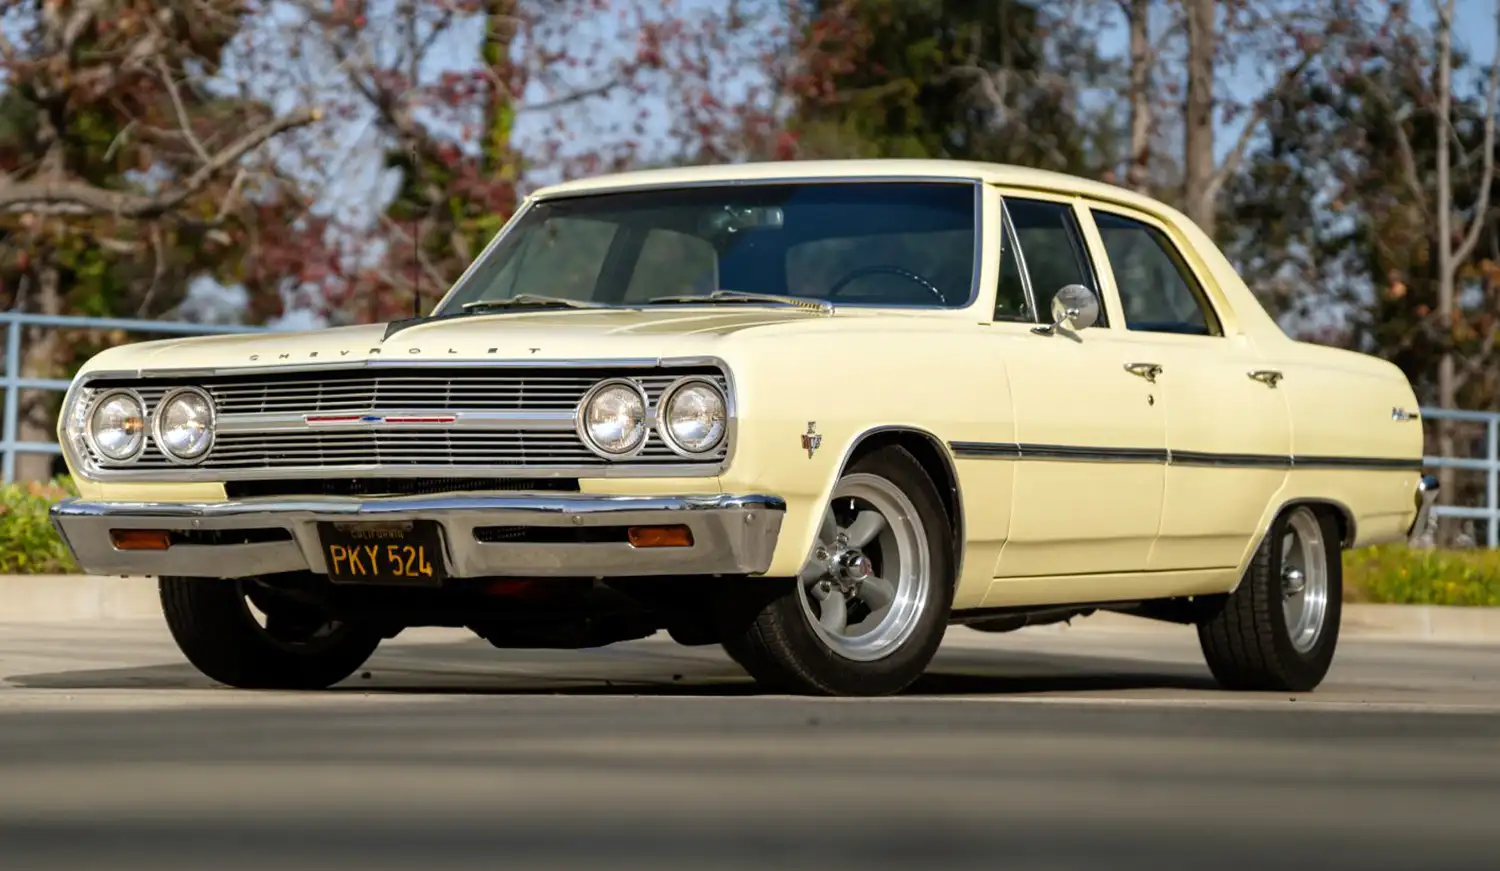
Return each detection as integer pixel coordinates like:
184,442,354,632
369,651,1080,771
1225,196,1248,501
789,0,1119,174
1421,0,1498,495
0,0,320,480
1223,0,1500,539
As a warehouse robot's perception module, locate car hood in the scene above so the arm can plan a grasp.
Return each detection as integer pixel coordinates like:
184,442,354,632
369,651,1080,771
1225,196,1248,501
77,307,860,375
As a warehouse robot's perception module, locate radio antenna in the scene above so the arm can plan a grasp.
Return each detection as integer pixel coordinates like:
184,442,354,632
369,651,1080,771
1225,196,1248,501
411,145,421,319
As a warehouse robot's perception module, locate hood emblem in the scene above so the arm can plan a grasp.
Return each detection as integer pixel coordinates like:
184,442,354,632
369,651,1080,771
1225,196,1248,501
802,422,822,459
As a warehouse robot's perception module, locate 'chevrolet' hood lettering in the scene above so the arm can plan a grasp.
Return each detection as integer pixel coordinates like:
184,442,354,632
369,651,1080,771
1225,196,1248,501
75,307,884,374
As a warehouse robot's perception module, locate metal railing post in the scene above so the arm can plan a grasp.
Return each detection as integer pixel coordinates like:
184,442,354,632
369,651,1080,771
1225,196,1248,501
1489,417,1499,549
0,312,271,484
3,319,20,484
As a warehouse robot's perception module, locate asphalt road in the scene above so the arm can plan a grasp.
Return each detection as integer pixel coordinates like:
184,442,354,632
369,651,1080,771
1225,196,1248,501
1,618,1498,871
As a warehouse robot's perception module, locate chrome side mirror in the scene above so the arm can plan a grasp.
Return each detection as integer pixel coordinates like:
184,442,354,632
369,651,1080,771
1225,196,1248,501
1032,284,1100,335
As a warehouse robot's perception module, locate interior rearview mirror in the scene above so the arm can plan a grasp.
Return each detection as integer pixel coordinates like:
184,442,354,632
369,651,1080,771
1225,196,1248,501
1031,284,1100,336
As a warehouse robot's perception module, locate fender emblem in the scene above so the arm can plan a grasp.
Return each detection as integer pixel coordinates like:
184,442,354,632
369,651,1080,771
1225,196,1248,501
801,422,822,458
1392,407,1418,422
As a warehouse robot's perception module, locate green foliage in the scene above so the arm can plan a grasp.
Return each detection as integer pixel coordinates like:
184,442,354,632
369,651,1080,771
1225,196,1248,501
1344,545,1500,607
0,479,79,575
794,0,1118,176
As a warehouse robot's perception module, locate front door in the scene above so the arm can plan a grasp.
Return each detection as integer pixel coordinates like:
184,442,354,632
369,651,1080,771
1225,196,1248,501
985,195,1167,578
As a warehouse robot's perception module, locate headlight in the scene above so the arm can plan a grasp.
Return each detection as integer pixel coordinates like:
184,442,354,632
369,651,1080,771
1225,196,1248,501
153,387,215,463
577,379,648,456
657,378,727,455
86,390,146,462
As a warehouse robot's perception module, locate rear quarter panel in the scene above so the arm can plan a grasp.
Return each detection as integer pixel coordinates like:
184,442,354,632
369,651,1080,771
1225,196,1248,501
1257,342,1423,551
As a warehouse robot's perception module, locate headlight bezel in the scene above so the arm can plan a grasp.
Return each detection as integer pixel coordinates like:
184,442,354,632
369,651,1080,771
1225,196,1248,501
575,377,651,459
82,388,148,464
655,376,729,457
151,386,217,465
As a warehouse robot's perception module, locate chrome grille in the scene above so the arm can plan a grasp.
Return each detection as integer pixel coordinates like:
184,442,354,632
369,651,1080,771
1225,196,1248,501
208,375,659,415
80,365,729,477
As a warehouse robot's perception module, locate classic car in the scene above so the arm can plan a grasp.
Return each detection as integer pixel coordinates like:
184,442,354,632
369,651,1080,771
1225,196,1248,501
49,159,1437,696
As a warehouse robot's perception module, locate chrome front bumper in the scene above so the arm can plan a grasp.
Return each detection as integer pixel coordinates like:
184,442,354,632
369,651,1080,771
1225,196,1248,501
50,494,785,580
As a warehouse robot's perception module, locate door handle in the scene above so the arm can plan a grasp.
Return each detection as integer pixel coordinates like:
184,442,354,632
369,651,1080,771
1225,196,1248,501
1248,369,1284,388
1124,362,1162,383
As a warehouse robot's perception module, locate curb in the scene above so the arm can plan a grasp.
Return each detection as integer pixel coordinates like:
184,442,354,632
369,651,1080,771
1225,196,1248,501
2,575,1499,644
0,575,162,622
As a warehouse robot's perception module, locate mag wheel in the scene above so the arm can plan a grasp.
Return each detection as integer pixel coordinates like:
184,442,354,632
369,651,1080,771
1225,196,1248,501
718,445,953,696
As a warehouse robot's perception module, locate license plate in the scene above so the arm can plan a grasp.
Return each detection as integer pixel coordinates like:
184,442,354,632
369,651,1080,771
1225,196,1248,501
317,521,446,585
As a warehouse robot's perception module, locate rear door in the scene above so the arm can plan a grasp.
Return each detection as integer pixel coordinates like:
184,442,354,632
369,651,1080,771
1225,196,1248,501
1080,204,1292,571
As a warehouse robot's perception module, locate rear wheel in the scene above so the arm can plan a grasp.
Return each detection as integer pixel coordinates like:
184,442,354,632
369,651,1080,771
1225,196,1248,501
160,577,382,690
717,445,954,696
1196,505,1341,692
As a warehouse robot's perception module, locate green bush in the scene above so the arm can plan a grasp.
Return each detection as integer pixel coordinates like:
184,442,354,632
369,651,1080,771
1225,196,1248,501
0,478,78,574
1343,544,1500,607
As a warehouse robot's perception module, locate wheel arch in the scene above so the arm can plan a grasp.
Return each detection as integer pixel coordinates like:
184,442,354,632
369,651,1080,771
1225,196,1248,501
1232,496,1354,593
840,426,965,582
1278,498,1355,549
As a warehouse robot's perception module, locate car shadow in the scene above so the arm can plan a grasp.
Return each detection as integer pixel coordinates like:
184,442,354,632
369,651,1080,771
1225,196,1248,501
4,641,1219,697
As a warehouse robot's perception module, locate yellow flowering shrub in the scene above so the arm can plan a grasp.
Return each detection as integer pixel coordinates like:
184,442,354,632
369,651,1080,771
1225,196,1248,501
0,477,79,574
1344,544,1500,607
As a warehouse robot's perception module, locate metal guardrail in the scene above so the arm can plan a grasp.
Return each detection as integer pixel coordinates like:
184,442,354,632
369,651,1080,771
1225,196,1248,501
2,313,1499,546
1418,407,1500,548
0,312,267,483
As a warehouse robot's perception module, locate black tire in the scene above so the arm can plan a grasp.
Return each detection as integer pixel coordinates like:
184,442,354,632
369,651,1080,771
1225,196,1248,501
160,577,382,690
716,445,955,696
1196,505,1342,692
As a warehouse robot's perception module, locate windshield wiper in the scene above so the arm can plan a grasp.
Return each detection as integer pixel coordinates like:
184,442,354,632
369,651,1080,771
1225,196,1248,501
461,294,611,312
646,290,834,315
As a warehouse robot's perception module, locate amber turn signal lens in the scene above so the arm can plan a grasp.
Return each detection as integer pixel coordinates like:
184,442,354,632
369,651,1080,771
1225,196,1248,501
110,529,172,551
627,525,694,548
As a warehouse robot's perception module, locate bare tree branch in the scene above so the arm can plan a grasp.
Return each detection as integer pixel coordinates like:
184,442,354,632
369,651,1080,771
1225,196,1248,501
1205,49,1320,204
0,108,320,217
1453,3,1500,266
155,56,213,165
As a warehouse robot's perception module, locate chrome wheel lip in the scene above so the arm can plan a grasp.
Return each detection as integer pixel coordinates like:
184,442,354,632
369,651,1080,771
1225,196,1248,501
1281,507,1329,655
796,473,930,663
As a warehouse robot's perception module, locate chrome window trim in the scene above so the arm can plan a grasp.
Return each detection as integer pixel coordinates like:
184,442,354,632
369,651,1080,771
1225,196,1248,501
654,375,730,458
997,199,1039,324
62,356,738,483
434,176,986,315
81,388,148,465
150,386,217,466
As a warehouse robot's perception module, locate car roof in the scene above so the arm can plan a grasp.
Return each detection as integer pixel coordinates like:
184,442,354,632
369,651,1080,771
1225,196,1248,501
531,159,1171,213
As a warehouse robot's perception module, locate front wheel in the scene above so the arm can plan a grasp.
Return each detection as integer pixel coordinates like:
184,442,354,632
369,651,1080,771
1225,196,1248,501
1196,505,1342,692
717,445,954,696
160,577,382,690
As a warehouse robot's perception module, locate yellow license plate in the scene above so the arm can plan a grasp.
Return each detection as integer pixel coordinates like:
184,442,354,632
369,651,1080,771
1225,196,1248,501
317,521,445,584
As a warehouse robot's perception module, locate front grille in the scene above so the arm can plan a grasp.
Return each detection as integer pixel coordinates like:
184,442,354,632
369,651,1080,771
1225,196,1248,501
83,365,728,477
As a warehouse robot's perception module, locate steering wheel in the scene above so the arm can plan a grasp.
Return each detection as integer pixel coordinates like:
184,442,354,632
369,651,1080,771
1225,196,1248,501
826,265,947,304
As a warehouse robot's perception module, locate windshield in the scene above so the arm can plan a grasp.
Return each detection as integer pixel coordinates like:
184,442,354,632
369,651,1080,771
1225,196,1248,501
436,181,979,313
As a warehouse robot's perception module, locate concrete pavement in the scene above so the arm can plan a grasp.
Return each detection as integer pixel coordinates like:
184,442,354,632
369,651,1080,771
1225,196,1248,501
0,618,1497,870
